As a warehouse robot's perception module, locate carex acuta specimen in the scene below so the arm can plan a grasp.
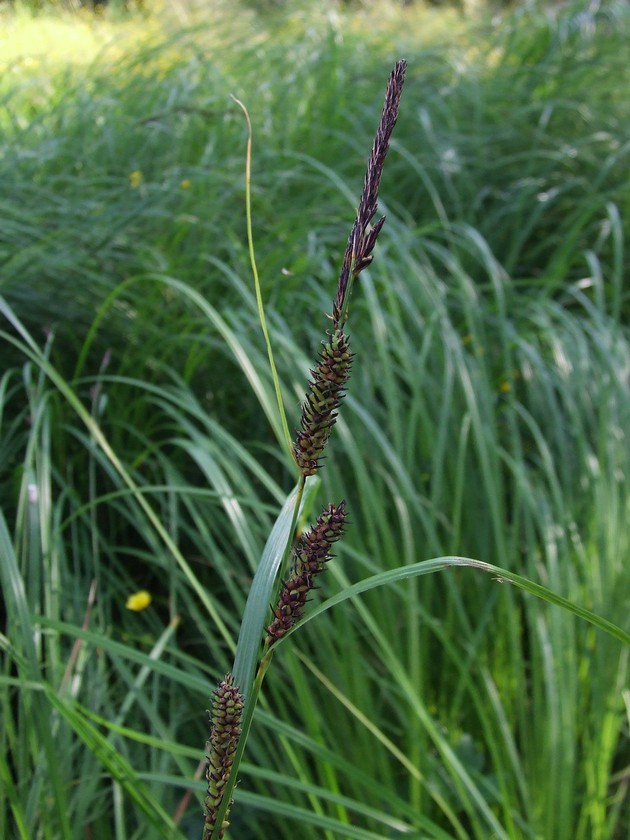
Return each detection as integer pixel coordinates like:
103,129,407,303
202,60,406,840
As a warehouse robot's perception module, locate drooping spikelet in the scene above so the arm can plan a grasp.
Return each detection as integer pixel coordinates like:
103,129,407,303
203,674,244,840
293,330,352,476
266,502,347,646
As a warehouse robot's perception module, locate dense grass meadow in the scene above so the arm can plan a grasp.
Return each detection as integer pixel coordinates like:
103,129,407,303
2,0,630,838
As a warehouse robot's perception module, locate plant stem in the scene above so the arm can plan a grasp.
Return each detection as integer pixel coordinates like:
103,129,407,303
232,94,294,462
209,650,274,840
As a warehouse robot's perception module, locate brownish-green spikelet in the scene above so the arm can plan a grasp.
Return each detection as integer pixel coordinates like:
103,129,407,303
266,502,347,646
293,330,352,476
203,674,243,840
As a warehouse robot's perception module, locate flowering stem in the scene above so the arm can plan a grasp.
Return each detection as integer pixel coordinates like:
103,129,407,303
207,476,306,840
209,496,345,837
204,61,407,839
208,653,274,840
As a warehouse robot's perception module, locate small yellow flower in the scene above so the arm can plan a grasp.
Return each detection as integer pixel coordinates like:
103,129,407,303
126,590,152,611
180,179,191,190
129,170,143,189
499,381,512,393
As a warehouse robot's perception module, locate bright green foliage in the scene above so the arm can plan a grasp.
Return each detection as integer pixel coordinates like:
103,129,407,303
1,2,629,839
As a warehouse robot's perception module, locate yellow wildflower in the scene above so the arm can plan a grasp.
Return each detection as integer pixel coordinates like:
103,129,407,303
180,179,191,190
129,170,143,189
126,590,152,611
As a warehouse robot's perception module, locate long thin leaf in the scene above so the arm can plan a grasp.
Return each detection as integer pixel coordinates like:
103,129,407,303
285,556,630,646
232,476,319,700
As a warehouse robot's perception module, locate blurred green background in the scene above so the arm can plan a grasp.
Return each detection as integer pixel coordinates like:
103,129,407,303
1,1,629,838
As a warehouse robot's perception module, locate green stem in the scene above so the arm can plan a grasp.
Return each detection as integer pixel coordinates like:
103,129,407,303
275,472,306,583
231,95,294,462
336,270,357,329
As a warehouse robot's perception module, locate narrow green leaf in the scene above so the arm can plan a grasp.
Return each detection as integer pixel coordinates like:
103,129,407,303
44,691,186,839
0,511,73,839
233,790,416,839
0,751,29,840
35,616,210,692
232,477,315,699
284,556,630,647
232,95,294,460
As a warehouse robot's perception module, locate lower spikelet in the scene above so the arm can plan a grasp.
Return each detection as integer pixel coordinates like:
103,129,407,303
266,502,347,646
203,674,243,840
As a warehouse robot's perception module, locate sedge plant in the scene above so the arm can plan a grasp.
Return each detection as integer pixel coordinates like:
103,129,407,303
199,52,630,839
201,60,407,840
2,18,629,837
